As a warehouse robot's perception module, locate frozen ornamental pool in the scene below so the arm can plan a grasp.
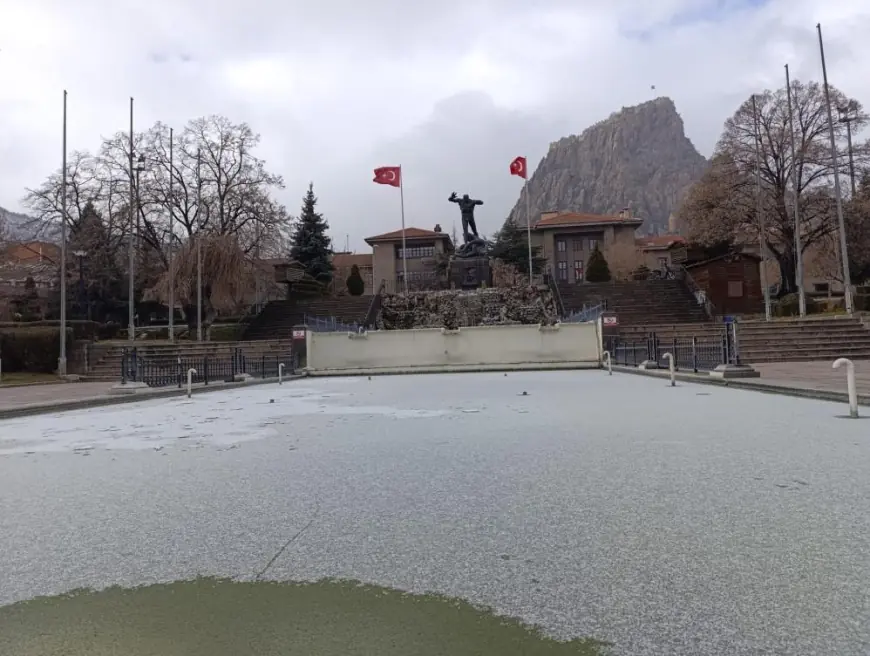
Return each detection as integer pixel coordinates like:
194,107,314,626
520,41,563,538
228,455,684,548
1,371,868,655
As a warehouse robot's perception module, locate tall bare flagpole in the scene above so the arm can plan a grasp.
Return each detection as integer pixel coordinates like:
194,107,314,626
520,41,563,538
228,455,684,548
752,95,772,321
59,90,68,375
525,178,533,284
785,65,806,317
817,23,854,314
399,165,408,294
168,127,175,342
128,97,136,341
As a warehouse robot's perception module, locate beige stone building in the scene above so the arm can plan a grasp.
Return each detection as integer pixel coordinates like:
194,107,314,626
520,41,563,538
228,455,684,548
365,226,454,292
530,210,643,282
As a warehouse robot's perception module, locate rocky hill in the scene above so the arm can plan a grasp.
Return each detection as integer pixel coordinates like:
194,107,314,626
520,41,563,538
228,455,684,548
508,97,707,233
0,206,33,240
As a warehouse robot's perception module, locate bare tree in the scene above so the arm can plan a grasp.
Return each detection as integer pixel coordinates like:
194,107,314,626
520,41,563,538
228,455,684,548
676,80,868,294
21,114,292,317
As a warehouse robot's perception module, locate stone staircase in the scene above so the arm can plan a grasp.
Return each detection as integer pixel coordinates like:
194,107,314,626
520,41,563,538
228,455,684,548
736,316,870,363
243,295,374,341
559,280,708,325
84,339,293,381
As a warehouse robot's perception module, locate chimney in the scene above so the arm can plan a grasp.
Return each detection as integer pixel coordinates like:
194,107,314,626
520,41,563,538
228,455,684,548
433,223,442,233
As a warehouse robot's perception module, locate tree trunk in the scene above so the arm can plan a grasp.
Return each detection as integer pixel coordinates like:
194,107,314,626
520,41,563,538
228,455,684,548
773,250,797,298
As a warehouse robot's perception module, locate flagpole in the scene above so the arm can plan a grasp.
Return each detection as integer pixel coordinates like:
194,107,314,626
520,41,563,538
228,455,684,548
751,95,772,321
525,178,533,284
785,64,806,317
399,165,408,294
817,23,853,314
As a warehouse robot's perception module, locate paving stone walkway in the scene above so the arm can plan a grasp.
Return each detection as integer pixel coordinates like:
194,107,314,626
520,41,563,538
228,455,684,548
750,360,870,396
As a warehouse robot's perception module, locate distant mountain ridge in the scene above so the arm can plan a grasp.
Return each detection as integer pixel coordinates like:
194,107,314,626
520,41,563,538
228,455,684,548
0,205,34,240
508,97,708,233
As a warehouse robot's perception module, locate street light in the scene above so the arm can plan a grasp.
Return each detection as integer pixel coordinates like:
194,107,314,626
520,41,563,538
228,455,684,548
837,100,859,197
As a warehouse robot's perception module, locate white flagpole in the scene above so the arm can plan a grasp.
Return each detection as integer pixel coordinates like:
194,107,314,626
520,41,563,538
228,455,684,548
525,173,533,285
751,95,772,321
399,165,408,294
784,64,806,317
817,23,854,314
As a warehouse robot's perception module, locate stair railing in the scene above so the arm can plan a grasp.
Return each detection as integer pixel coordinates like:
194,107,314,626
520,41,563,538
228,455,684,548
545,267,566,318
363,279,386,329
676,265,717,320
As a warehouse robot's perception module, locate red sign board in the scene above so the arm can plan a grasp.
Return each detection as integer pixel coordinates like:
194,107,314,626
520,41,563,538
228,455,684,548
602,316,619,327
292,329,306,339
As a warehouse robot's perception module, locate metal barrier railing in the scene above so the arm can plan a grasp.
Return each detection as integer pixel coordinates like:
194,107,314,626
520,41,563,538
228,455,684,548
120,347,294,388
605,327,738,372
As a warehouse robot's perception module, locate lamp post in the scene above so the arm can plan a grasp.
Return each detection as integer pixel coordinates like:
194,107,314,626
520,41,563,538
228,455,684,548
837,100,859,198
168,126,175,342
127,97,135,341
59,89,68,375
196,147,203,342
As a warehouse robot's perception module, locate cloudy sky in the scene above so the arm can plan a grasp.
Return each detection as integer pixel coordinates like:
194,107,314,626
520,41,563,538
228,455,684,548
1,0,868,249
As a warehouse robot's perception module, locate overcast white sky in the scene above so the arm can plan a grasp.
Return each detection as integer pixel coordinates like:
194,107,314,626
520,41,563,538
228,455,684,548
1,0,868,250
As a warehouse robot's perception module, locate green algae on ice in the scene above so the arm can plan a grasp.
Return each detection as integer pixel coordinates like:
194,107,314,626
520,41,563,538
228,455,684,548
0,578,608,655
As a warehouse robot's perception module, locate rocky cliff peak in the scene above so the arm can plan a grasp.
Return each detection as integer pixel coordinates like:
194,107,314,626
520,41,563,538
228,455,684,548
508,97,707,233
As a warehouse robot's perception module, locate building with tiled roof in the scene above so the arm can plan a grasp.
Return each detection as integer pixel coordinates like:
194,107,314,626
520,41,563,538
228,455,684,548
364,225,453,292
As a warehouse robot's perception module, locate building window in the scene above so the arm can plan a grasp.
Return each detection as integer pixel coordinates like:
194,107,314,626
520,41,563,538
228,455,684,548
396,245,435,259
556,240,567,253
658,257,668,268
557,261,568,280
727,281,743,297
588,238,598,251
574,260,584,281
573,239,584,252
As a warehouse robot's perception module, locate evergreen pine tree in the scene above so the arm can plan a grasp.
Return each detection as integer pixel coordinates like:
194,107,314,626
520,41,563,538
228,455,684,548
585,244,612,282
289,183,334,284
489,221,544,273
346,264,365,296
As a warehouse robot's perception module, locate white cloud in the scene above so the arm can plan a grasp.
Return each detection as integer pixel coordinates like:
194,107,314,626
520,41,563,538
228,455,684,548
1,0,868,250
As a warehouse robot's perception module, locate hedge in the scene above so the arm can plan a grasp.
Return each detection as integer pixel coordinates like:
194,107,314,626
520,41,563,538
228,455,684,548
0,327,71,373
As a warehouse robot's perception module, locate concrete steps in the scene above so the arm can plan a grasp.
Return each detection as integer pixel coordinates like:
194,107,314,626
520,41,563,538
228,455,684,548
559,280,708,326
244,296,373,340
737,316,870,363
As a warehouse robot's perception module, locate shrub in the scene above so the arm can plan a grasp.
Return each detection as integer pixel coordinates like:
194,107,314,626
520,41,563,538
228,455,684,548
773,293,819,317
585,245,612,282
0,327,71,373
346,265,366,296
631,264,651,281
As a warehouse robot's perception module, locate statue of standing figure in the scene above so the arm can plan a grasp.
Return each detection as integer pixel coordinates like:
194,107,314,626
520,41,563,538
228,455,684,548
448,192,487,258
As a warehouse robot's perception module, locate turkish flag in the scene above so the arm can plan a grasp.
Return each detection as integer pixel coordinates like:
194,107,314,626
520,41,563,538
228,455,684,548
373,166,401,187
510,156,527,179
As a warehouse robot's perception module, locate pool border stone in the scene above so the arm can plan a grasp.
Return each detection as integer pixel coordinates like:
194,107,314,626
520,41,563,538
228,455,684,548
0,375,308,420
611,365,870,407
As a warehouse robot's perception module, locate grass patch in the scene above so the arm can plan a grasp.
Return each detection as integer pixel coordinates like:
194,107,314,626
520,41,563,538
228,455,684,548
0,372,59,387
0,577,609,656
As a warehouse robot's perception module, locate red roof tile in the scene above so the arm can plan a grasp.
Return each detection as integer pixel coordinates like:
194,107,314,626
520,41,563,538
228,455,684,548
365,227,450,243
533,212,643,229
636,235,686,250
332,253,372,268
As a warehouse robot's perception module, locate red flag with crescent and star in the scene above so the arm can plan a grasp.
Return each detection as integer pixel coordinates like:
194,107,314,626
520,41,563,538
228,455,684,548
373,166,401,187
509,156,527,179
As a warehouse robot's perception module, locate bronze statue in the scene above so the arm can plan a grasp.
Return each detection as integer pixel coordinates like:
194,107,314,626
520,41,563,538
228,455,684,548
448,192,487,258
448,192,483,241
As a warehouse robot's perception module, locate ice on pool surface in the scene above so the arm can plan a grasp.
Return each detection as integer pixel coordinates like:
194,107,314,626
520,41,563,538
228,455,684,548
1,371,869,656
0,383,450,455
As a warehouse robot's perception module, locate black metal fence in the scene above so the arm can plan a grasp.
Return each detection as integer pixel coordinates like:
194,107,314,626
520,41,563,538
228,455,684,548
604,325,739,373
120,347,295,388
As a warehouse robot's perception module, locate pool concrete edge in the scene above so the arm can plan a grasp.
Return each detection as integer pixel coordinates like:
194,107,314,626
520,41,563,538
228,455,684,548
610,365,870,407
0,375,308,420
